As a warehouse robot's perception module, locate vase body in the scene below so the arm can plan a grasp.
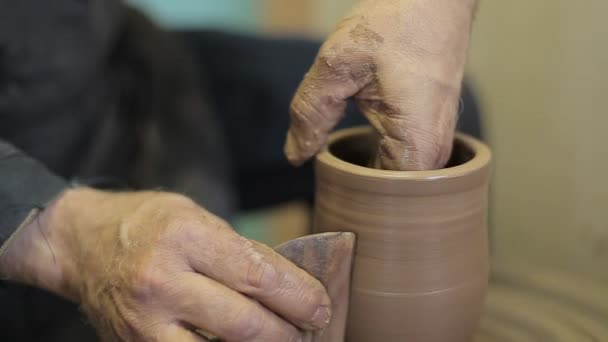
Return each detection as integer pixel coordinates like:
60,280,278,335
314,126,491,342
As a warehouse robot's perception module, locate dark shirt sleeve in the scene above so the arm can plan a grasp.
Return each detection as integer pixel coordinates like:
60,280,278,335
0,140,67,253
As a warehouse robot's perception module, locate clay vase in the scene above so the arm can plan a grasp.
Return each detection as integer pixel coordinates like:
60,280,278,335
313,126,491,342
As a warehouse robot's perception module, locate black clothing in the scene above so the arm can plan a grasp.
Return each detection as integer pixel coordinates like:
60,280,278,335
0,3,233,340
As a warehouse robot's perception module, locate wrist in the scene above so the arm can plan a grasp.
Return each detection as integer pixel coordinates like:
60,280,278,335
0,188,77,298
0,187,156,301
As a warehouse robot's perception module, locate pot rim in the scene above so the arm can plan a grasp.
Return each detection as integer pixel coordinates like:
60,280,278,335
317,126,491,181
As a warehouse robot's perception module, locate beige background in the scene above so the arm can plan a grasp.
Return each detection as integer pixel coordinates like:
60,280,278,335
264,0,608,277
263,0,355,35
470,1,608,277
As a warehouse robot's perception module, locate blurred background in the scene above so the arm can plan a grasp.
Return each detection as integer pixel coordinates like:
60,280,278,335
4,2,608,340
128,0,608,278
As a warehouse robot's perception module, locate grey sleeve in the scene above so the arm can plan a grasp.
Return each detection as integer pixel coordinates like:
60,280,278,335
0,140,67,254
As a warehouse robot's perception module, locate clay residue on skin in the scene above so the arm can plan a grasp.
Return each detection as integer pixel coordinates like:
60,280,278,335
348,22,385,46
285,0,475,171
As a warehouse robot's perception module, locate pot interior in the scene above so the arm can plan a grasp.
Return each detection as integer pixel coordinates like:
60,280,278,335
328,130,475,169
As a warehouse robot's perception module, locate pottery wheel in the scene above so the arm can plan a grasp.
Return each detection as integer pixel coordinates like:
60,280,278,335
475,265,608,341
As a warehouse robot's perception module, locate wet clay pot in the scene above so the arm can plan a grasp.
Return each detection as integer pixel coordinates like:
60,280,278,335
314,126,491,342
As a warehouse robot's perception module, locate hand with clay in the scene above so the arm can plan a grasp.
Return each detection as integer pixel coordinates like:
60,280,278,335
285,0,477,171
0,188,330,341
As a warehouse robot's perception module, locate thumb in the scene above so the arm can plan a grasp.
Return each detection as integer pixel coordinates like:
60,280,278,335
284,55,364,166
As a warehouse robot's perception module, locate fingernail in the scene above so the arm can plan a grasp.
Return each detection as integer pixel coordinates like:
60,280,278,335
311,305,331,329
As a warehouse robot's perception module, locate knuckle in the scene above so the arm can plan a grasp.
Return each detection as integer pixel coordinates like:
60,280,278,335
135,193,204,236
163,210,231,244
130,264,167,299
290,90,334,131
317,47,361,80
317,49,341,70
164,216,200,237
242,245,283,295
289,101,311,126
245,254,280,293
143,192,198,213
293,278,328,315
150,216,203,251
308,280,328,306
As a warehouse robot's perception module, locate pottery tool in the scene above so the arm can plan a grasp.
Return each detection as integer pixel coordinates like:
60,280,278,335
276,232,356,342
197,232,355,342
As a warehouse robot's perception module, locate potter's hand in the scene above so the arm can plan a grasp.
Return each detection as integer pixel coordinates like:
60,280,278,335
0,188,330,341
285,0,477,170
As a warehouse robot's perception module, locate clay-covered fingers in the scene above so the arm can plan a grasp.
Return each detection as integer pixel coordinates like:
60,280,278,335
284,55,363,166
173,273,302,342
355,71,461,171
283,0,474,171
184,218,332,332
